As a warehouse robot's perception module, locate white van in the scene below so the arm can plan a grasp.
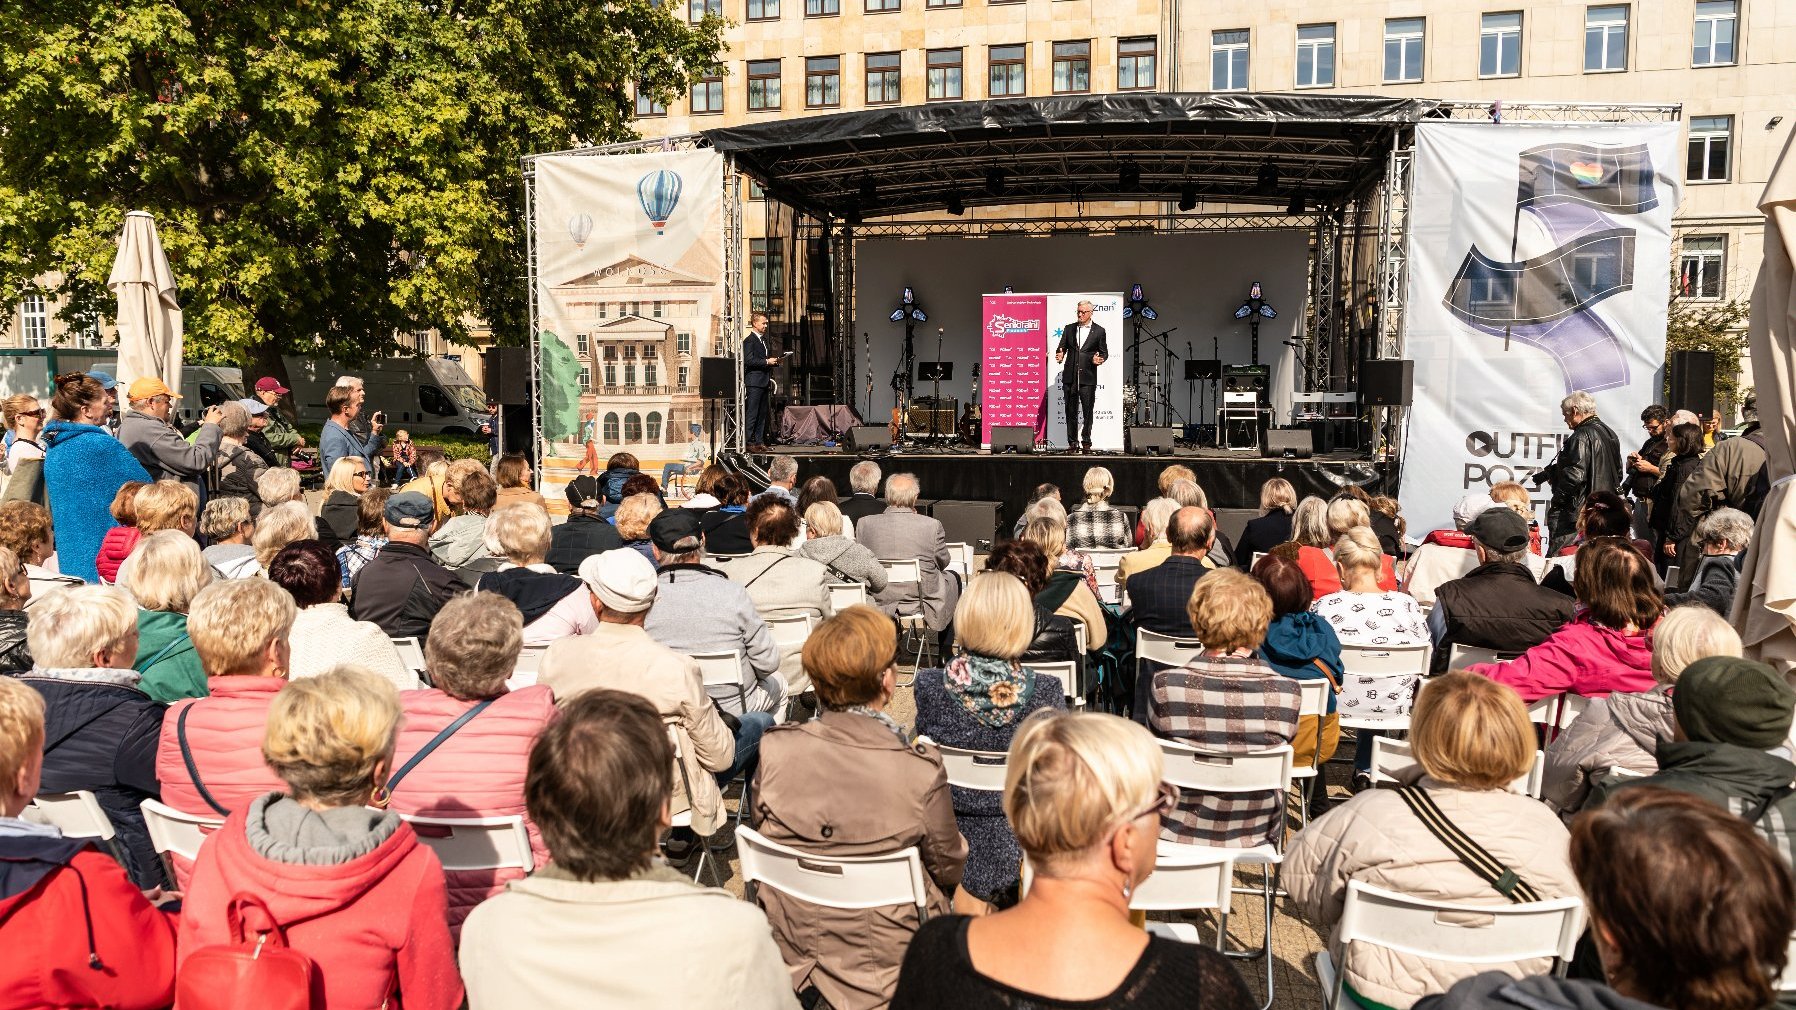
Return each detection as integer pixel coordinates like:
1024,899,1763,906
0,349,242,421
283,355,494,437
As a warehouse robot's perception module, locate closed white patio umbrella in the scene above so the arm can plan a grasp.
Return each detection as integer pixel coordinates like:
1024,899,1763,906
108,210,183,395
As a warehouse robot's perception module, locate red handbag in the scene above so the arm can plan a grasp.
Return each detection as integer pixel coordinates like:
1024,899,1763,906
176,893,319,1010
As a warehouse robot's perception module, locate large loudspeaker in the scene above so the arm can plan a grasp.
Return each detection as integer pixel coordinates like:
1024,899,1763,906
1265,426,1314,459
482,347,530,405
989,425,1035,454
844,426,891,452
927,499,1003,550
1360,359,1414,407
698,357,736,399
1668,349,1716,418
1128,426,1175,456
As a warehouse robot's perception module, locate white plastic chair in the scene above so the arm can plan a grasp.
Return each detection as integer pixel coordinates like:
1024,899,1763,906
399,814,534,872
764,613,814,652
1445,644,1517,670
1030,659,1082,707
1339,642,1433,679
506,645,548,690
1093,564,1121,605
928,741,1008,792
737,825,931,924
666,725,722,886
31,791,123,863
1527,693,1589,741
1368,736,1545,799
1130,842,1240,949
1136,628,1204,669
691,649,749,714
826,581,867,611
1317,880,1585,1010
391,636,427,678
1777,933,1796,992
140,798,221,881
1290,677,1332,826
945,542,974,581
879,558,935,674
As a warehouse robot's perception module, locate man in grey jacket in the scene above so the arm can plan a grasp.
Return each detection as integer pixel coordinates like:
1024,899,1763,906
118,376,222,496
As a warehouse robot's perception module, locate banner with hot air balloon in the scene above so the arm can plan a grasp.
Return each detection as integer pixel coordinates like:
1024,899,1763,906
531,149,725,452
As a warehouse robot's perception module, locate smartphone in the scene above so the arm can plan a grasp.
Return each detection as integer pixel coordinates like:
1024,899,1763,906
372,411,385,424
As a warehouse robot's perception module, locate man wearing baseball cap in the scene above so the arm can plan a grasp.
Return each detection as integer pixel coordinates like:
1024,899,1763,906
85,370,119,433
118,376,222,496
347,490,461,640
544,474,623,575
1428,505,1577,673
251,376,304,467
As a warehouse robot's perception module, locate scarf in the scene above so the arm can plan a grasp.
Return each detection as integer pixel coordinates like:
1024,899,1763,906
843,705,909,743
945,653,1034,729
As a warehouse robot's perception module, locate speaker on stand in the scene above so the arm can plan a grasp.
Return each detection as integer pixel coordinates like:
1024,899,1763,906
1668,349,1716,418
698,357,737,459
1359,359,1413,460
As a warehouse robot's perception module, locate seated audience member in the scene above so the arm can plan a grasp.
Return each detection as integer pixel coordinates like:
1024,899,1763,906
719,498,833,691
1288,495,1333,585
317,456,368,548
431,468,498,569
1542,605,1739,818
700,472,755,556
892,710,1256,1010
1427,506,1577,673
753,606,967,1010
155,579,294,887
682,463,728,511
1469,536,1659,702
1066,466,1131,551
1129,464,1194,546
614,491,663,563
271,541,417,690
915,571,1067,913
122,530,212,703
1538,490,1642,597
248,499,314,577
792,476,848,543
603,472,665,522
350,490,461,641
839,460,886,525
1024,497,1100,595
21,585,164,887
1337,484,1403,557
0,547,31,673
493,452,546,512
643,509,785,717
1125,505,1216,638
118,479,197,563
199,495,258,578
1487,480,1545,555
753,455,800,507
540,549,745,845
1234,476,1297,569
255,464,303,509
0,500,78,606
1302,497,1399,599
1022,515,1108,651
858,472,961,645
1665,507,1751,616
1013,481,1061,539
476,503,596,646
599,451,643,504
337,485,391,592
0,677,177,1009
981,538,1084,668
1286,672,1580,1010
177,669,462,1010
1418,788,1794,1010
1150,569,1299,847
1118,497,1180,595
1402,491,1494,605
1253,553,1343,816
1165,479,1238,569
459,689,797,1010
390,593,556,932
545,474,624,574
94,480,148,583
397,445,452,521
796,500,888,591
1318,527,1430,781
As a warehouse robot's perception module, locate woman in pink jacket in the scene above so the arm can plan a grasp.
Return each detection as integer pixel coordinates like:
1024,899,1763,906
1469,537,1660,703
386,591,556,933
154,577,295,889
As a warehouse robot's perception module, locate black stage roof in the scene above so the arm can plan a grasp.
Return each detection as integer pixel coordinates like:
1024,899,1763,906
704,93,1443,220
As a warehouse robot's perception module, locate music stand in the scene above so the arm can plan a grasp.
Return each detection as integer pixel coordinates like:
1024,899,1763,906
1186,358,1220,431
916,361,953,444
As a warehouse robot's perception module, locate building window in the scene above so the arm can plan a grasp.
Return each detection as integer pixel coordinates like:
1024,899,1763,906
645,363,659,387
750,238,784,313
646,412,663,442
806,56,841,108
19,294,46,348
624,343,637,359
747,60,781,111
678,365,690,388
1116,37,1155,91
1692,1,1736,66
747,0,778,19
651,301,663,318
989,45,1026,97
1052,41,1090,94
866,52,902,104
1210,30,1249,91
408,331,431,353
597,302,609,319
577,366,591,390
624,413,643,442
604,363,617,385
927,48,962,101
1383,18,1424,83
603,412,620,440
624,364,636,386
866,0,898,13
926,0,959,8
1679,236,1726,299
691,74,723,114
747,180,766,201
634,87,666,118
688,0,720,18
1480,13,1522,78
676,331,693,354
576,333,590,356
1585,6,1628,72
1295,24,1335,88
1687,116,1732,183
806,0,838,13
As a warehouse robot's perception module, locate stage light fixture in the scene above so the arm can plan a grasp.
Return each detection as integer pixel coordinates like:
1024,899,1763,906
889,307,907,322
1254,163,1279,197
1178,184,1197,212
1118,162,1140,192
1286,192,1306,215
945,192,964,216
910,307,928,322
985,167,1006,196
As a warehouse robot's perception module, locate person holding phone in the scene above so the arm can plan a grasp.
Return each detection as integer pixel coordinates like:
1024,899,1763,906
320,382,384,475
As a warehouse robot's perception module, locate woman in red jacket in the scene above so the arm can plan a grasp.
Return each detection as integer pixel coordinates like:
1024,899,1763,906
154,576,296,888
178,668,463,1010
93,480,147,584
0,677,177,1010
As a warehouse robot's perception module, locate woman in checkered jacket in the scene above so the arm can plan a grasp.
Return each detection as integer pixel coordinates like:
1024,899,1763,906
1065,467,1132,551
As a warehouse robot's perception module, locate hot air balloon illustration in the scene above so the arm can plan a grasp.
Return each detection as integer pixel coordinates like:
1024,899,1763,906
637,169,683,234
567,213,594,249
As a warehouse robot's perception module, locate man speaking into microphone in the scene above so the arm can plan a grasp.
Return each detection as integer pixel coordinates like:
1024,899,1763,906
1054,300,1108,453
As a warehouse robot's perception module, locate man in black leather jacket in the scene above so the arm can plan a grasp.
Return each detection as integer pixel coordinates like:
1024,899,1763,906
1533,390,1622,554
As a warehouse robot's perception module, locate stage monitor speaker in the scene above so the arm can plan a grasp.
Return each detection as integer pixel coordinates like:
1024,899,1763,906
698,357,736,399
482,347,529,405
990,425,1035,454
929,500,1003,550
1360,359,1414,407
1265,426,1314,459
1668,349,1716,418
845,426,891,453
1128,426,1176,456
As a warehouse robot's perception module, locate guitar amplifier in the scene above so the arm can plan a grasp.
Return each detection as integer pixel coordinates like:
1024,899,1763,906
1223,364,1270,394
906,402,956,435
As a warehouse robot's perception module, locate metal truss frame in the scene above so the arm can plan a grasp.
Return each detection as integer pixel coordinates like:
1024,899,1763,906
1437,101,1682,124
844,210,1320,239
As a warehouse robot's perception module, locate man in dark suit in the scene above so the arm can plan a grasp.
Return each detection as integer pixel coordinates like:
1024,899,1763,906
838,459,887,525
743,311,785,450
1123,506,1214,721
1054,300,1108,452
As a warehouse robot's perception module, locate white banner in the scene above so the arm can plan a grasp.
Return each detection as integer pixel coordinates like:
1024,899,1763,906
1398,122,1679,536
1041,292,1125,450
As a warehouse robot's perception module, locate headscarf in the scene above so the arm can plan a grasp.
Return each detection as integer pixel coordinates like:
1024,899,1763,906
944,653,1036,729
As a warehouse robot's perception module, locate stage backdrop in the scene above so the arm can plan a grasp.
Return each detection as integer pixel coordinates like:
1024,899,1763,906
979,293,1125,449
1398,121,1679,537
531,150,725,452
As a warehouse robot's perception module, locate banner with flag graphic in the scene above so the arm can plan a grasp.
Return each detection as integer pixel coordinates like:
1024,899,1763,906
1399,122,1679,540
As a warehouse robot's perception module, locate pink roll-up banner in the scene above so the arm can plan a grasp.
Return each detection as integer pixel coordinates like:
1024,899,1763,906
980,295,1049,446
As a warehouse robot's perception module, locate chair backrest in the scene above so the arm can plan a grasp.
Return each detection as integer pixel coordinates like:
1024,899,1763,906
1368,737,1544,798
140,798,221,865
1072,619,1089,656
1157,739,1294,794
1136,628,1204,668
691,651,746,692
1084,547,1132,569
31,791,116,841
1129,844,1239,915
1336,674,1420,730
879,558,922,586
392,636,427,676
1336,879,1585,969
1445,644,1520,670
826,581,867,611
1527,693,1590,733
945,542,974,580
930,741,1009,792
1339,642,1433,678
1029,660,1081,703
710,552,748,563
1251,552,1267,567
765,613,814,651
514,645,547,674
1296,678,1330,719
400,814,534,871
736,826,931,921
1093,565,1121,604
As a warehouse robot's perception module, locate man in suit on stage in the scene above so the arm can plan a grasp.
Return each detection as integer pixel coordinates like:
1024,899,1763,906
743,311,785,450
1054,300,1108,452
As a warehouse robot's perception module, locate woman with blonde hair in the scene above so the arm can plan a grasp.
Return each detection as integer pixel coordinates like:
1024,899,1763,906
133,479,198,537
1022,510,1107,645
1314,526,1428,784
3,393,45,474
1024,502,1100,597
476,503,595,646
1235,476,1298,568
0,500,78,605
178,668,462,1009
1066,466,1130,551
121,530,213,703
1300,497,1399,598
250,500,316,575
0,546,30,673
796,499,888,590
317,455,371,547
892,710,1255,1009
915,571,1068,913
1286,672,1579,1010
614,491,663,563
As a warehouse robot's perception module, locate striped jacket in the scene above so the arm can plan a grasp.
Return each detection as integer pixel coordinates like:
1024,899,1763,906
1149,652,1300,848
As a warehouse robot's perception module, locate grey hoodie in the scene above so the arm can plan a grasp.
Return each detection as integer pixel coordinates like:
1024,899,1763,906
246,792,403,866
1541,686,1674,817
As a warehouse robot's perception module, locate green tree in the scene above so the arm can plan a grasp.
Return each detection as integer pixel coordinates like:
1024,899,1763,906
0,0,723,377
1665,293,1749,413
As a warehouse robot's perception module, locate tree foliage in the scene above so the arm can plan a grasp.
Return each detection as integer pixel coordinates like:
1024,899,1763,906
1665,293,1749,412
0,0,724,373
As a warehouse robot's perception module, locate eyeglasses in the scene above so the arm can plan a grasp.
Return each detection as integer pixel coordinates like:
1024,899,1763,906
353,470,370,480
1127,782,1179,823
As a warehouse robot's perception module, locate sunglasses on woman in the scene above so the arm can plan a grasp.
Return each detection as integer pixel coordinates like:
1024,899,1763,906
17,409,43,419
1128,782,1179,822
